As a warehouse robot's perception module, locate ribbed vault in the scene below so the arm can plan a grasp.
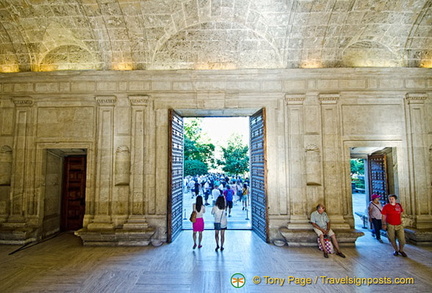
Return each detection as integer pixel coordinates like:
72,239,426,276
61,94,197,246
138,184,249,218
0,0,430,72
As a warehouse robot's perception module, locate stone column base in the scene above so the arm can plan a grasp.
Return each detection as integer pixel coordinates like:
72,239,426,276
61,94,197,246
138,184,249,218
278,227,364,247
0,226,38,245
405,228,432,246
74,227,156,246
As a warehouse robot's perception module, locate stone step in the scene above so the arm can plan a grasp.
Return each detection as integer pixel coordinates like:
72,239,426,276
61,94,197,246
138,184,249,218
278,227,365,247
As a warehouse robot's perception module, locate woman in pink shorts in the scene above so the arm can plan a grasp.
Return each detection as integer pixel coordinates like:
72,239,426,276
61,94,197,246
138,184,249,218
192,196,205,249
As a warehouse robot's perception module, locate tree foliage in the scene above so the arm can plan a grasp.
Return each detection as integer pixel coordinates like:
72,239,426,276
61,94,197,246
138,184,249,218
184,160,208,176
218,134,249,175
350,159,364,175
183,118,216,170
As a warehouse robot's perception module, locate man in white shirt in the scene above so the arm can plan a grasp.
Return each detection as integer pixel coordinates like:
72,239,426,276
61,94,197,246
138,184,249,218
310,204,346,258
211,185,221,202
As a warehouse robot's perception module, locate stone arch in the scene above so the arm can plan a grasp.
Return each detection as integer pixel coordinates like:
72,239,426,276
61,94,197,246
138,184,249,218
341,40,403,67
38,45,101,71
151,21,282,69
150,0,282,69
34,22,102,71
405,1,432,67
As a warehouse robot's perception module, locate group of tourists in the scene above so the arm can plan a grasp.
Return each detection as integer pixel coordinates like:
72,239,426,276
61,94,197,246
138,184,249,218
184,173,249,210
188,174,407,258
310,193,407,259
187,173,250,251
368,194,407,257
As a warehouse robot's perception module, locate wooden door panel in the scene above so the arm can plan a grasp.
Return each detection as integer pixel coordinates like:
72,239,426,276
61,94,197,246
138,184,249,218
62,156,86,231
250,108,268,242
368,154,388,203
168,109,184,243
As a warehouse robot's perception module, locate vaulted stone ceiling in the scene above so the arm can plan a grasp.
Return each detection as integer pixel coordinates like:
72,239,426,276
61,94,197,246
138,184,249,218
0,0,431,73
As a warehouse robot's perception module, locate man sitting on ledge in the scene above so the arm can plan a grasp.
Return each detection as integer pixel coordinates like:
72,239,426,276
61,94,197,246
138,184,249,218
310,204,346,259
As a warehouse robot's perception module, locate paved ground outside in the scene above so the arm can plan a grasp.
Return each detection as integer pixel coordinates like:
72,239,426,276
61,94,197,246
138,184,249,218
182,190,372,234
182,190,251,230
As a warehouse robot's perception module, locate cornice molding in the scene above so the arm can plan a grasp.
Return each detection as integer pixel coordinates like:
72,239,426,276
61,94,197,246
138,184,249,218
285,94,305,105
129,95,150,106
405,92,427,104
12,96,33,106
318,93,339,104
95,95,117,106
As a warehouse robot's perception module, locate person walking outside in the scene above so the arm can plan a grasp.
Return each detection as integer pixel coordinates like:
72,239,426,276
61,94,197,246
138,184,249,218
382,194,407,257
211,196,227,251
223,185,234,217
242,183,249,210
211,185,221,203
192,195,205,249
368,194,384,243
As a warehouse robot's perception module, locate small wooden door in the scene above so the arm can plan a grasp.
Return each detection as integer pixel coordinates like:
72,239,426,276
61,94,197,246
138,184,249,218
167,109,184,243
368,153,388,203
61,156,86,231
250,108,268,242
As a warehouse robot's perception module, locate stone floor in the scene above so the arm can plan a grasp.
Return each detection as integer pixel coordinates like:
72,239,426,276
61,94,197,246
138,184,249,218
2,192,428,292
0,229,431,292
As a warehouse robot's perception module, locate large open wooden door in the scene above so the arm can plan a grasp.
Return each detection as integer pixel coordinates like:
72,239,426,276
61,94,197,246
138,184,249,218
250,108,268,242
368,153,389,203
61,155,86,231
167,109,184,243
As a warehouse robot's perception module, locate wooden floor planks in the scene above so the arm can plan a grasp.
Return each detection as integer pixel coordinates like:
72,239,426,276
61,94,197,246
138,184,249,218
0,230,431,292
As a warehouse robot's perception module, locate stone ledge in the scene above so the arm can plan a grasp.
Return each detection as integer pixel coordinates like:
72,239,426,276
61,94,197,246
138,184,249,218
75,227,156,246
405,228,432,246
279,227,364,247
0,227,38,245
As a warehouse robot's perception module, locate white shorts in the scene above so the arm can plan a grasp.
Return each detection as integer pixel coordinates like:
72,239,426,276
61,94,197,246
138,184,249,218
313,228,335,237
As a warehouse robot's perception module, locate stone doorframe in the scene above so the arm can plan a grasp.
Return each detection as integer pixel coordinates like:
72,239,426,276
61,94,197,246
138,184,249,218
35,142,95,230
343,141,406,228
171,108,267,241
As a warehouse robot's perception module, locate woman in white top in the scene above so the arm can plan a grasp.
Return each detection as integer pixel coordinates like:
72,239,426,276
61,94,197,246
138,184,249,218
192,195,205,249
211,196,227,251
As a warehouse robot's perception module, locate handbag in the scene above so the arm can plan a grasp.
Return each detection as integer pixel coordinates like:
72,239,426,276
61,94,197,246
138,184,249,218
189,211,197,223
317,237,334,254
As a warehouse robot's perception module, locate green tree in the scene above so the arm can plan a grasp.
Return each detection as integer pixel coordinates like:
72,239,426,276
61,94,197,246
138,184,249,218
218,134,249,175
350,158,365,189
350,159,364,175
183,118,216,170
184,160,208,176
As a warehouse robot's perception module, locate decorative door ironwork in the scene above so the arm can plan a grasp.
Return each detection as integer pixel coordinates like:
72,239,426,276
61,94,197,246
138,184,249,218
368,153,388,203
167,109,184,242
250,108,268,242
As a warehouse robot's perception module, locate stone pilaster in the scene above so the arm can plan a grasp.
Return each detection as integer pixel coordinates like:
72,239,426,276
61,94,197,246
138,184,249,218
319,94,349,229
124,95,150,229
405,93,431,229
285,94,309,228
87,96,117,230
7,97,35,226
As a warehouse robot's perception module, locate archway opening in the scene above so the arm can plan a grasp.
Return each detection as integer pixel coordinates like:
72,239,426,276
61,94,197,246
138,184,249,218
168,109,268,243
350,147,399,236
182,117,251,231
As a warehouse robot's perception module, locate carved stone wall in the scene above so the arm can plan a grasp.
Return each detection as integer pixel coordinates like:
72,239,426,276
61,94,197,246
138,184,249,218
0,68,431,245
